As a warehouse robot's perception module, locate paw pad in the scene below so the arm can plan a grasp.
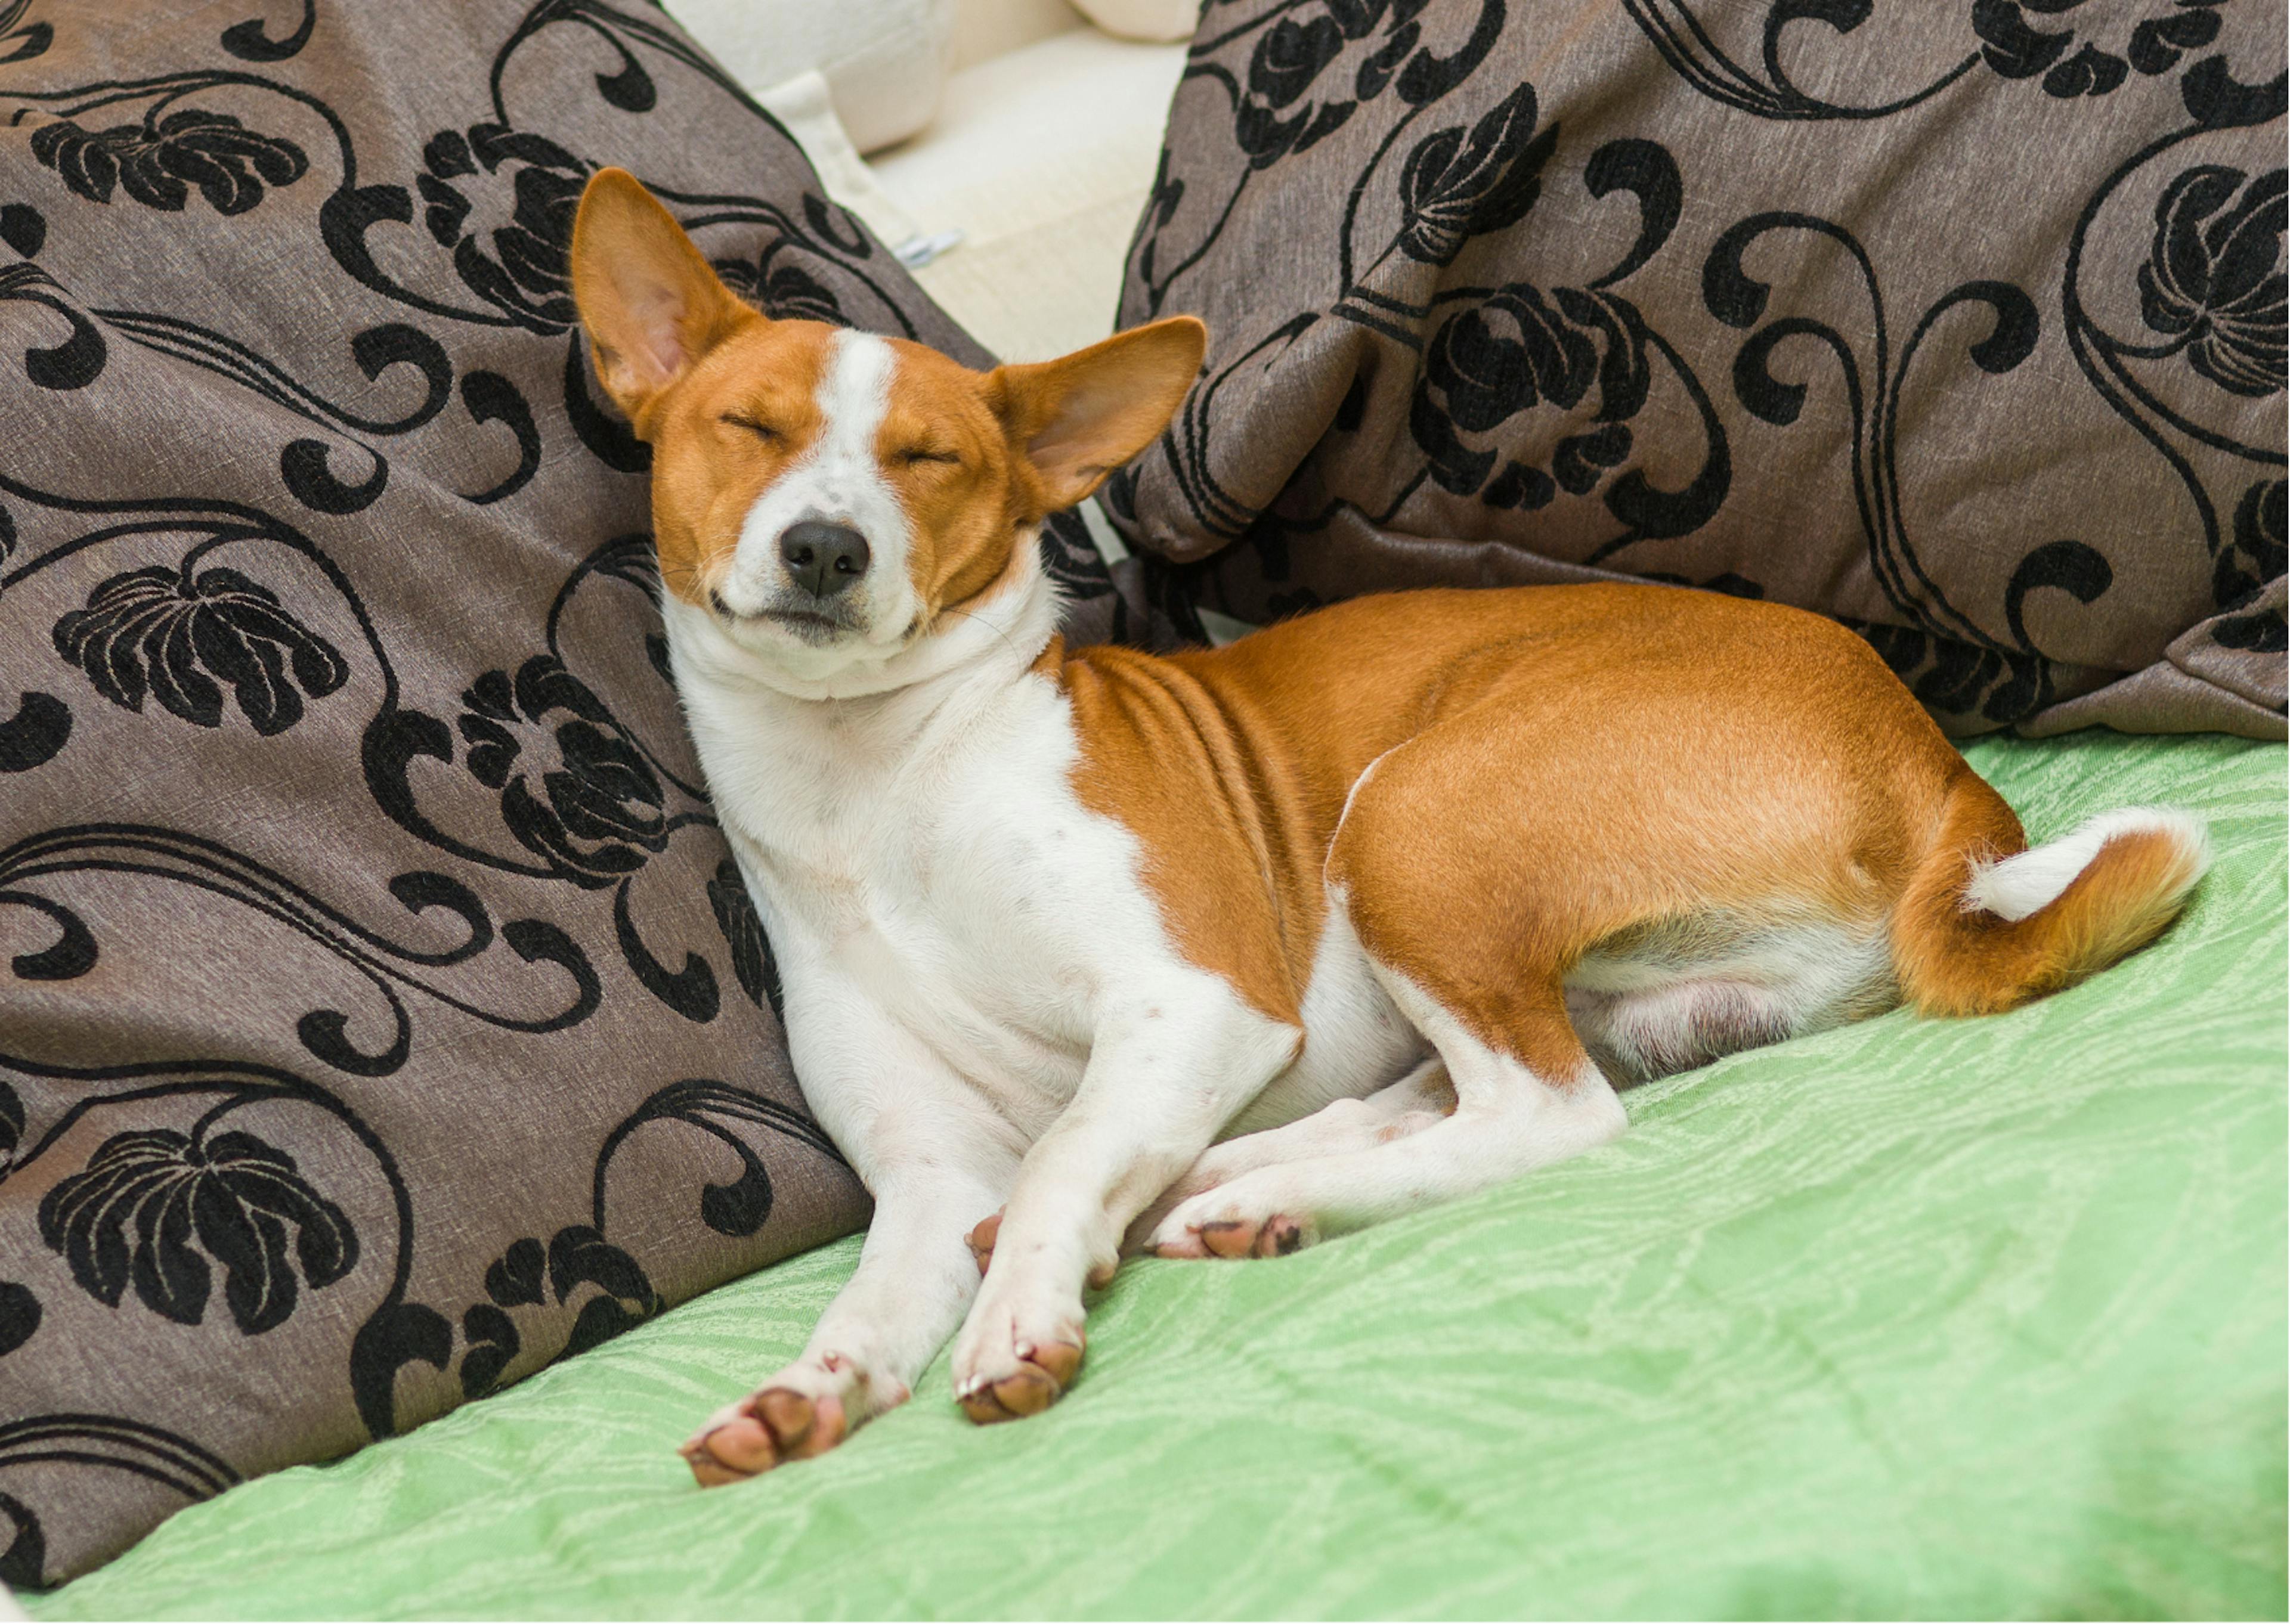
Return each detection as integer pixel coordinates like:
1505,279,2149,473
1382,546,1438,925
956,1337,1084,1425
967,1211,1002,1275
681,1383,846,1486
1195,1215,1306,1259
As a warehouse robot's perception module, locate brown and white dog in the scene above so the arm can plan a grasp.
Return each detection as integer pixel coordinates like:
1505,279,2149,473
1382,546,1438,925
566,170,2209,1484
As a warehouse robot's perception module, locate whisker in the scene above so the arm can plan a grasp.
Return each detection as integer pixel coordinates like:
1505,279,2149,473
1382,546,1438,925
934,603,1033,668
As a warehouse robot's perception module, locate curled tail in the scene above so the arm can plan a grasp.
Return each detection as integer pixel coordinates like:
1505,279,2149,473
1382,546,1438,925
1891,773,2211,1018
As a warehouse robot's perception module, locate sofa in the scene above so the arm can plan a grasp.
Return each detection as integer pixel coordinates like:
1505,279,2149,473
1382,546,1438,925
9,0,2286,1616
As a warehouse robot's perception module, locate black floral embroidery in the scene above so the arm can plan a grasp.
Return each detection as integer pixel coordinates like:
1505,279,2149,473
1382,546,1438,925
1251,13,1345,109
2127,4,2229,75
595,1078,841,1242
1612,0,1976,120
458,1223,660,1398
1394,83,1554,266
0,1282,38,1358
219,0,315,64
418,123,590,331
1132,0,1504,304
0,1492,36,1593
1975,0,2227,101
38,1127,358,1334
0,255,106,392
0,1078,19,1179
707,857,780,1015
30,107,307,213
2138,164,2287,398
1412,282,1648,504
711,253,845,324
0,0,49,67
458,657,667,888
2212,599,2286,651
448,1061,854,1404
1236,13,1351,164
2217,479,2286,610
52,563,351,735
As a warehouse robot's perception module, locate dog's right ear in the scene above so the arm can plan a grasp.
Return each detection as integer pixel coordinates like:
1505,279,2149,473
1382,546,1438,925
569,168,751,426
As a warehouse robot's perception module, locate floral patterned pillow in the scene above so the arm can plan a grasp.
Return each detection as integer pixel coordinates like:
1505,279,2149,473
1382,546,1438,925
0,0,1128,1586
1110,0,2286,737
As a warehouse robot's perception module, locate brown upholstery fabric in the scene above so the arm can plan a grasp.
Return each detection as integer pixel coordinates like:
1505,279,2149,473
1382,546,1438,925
1111,0,2287,736
0,0,1134,1586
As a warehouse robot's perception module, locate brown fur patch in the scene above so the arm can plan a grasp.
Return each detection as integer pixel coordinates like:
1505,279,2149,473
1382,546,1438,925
574,175,2198,1077
1060,584,2002,1071
1890,784,2206,1016
873,340,1033,619
569,168,1202,629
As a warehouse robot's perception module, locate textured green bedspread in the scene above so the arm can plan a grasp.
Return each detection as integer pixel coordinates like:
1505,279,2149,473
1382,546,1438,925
29,733,2288,1620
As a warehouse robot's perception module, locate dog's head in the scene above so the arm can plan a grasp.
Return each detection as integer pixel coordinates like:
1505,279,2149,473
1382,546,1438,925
568,168,1203,687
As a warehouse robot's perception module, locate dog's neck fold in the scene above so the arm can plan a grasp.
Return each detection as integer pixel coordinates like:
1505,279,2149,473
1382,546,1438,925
661,537,1063,760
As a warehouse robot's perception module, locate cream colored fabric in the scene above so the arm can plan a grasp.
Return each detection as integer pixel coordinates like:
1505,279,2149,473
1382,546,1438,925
871,29,1186,359
755,70,925,249
1068,0,1200,42
949,0,1085,70
667,0,954,154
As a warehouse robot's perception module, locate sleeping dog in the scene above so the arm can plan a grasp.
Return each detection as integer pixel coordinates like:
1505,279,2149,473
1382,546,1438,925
565,169,2209,1483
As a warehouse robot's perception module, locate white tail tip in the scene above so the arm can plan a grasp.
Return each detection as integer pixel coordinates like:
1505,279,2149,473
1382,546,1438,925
1963,807,2211,923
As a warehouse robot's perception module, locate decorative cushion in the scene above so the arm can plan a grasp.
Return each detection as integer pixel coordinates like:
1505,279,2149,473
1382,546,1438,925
0,0,1127,1586
1110,0,2288,737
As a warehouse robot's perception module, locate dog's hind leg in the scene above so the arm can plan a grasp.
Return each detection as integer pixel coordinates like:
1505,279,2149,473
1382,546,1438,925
1125,1059,1458,1255
1145,718,1635,1257
1143,962,1623,1257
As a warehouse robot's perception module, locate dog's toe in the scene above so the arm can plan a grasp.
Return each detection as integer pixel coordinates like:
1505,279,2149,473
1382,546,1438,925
684,1409,778,1482
682,1379,853,1485
1203,1215,1304,1257
957,1337,1084,1424
1199,1219,1257,1258
1151,1183,1318,1260
1257,1214,1307,1256
967,1211,1002,1275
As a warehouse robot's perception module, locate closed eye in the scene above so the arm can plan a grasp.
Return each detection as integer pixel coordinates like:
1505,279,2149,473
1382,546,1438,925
720,413,779,442
899,446,960,466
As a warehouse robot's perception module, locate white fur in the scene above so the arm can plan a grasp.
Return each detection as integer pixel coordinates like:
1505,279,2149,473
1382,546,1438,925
669,535,1316,1427
1147,956,1629,1254
711,330,924,677
671,334,2150,1467
1566,916,1896,1082
666,513,1906,1446
1963,807,2209,922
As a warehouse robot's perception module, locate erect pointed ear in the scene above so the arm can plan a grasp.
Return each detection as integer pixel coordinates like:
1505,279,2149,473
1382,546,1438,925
568,168,751,426
991,316,1206,512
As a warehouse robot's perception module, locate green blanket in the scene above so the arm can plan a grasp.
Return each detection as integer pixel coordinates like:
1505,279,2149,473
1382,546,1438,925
28,732,2288,1620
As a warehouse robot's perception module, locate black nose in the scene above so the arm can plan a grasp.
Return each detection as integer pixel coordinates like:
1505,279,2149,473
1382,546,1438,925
779,521,870,600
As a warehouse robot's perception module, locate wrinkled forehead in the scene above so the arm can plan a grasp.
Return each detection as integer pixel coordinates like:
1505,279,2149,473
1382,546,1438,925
679,319,844,436
677,322,992,449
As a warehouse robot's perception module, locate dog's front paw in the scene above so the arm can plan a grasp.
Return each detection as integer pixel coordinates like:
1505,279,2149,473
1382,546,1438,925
951,1288,1085,1424
1147,1177,1319,1260
970,1209,1118,1290
680,1352,903,1486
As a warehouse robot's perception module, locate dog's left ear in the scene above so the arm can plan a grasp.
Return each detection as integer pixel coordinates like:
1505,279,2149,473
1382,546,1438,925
991,317,1206,512
569,168,753,427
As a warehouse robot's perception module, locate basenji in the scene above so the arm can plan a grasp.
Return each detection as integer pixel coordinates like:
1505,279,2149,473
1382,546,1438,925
565,169,2210,1484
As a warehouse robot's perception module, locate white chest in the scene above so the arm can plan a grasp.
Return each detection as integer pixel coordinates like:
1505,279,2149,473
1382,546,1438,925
680,658,1161,1126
